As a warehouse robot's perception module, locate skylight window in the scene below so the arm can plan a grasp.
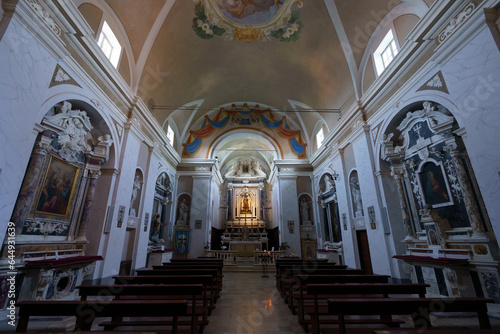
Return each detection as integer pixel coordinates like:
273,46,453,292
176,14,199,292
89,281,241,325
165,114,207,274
316,128,324,148
374,30,398,76
167,125,174,146
97,21,122,68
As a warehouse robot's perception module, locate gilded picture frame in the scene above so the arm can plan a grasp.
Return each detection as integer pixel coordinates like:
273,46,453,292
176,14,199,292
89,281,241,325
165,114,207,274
35,156,80,217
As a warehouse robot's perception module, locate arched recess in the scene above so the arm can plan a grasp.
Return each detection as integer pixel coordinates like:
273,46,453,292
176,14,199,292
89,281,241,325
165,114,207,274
183,102,306,160
317,173,341,246
208,128,283,164
359,2,427,94
7,99,115,291
378,100,497,288
39,93,120,170
149,172,172,248
73,0,136,86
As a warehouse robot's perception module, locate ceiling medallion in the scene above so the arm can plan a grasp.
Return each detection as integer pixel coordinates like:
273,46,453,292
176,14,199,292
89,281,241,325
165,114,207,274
192,0,304,43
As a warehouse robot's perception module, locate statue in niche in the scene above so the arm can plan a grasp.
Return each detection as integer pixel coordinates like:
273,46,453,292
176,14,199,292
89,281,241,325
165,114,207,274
323,175,334,193
176,199,189,225
300,198,310,223
350,177,363,217
129,175,141,216
241,196,251,213
150,213,165,246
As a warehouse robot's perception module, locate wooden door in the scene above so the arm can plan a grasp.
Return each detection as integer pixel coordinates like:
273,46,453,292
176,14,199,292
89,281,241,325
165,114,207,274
356,230,373,275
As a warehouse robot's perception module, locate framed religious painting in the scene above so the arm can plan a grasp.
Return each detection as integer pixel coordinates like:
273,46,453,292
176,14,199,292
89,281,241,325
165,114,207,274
418,160,454,209
35,156,80,217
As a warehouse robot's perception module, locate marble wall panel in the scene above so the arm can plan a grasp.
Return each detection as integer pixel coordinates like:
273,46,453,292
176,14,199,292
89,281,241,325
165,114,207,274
0,20,57,243
441,28,500,240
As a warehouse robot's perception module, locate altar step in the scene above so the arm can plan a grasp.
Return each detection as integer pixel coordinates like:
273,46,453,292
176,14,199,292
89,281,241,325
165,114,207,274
222,257,276,273
223,265,275,273
237,257,254,267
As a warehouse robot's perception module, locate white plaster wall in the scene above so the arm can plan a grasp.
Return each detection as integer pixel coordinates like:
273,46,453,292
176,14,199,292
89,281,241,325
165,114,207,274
190,176,211,258
376,172,408,279
0,19,56,243
352,134,392,275
134,152,160,270
271,180,280,230
210,179,220,231
98,131,141,278
439,28,500,241
331,156,357,268
86,172,117,258
278,176,300,256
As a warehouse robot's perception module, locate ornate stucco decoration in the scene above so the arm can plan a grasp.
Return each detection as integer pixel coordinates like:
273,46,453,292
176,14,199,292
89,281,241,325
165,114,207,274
436,0,481,46
225,157,266,179
417,71,449,94
192,0,303,42
26,0,62,37
43,101,94,163
49,65,81,89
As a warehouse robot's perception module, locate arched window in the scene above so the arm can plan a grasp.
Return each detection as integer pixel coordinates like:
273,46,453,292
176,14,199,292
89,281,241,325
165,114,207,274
97,20,122,68
167,125,175,146
373,29,399,76
316,128,324,148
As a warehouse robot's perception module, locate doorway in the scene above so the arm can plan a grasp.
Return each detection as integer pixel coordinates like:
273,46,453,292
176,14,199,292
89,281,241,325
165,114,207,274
356,230,373,275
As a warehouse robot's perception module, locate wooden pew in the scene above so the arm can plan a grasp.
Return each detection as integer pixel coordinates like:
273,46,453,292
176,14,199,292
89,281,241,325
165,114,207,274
326,297,494,334
280,268,364,300
276,263,348,292
16,300,188,333
77,284,207,333
135,268,222,298
283,270,371,312
153,264,224,281
113,275,217,315
304,283,429,334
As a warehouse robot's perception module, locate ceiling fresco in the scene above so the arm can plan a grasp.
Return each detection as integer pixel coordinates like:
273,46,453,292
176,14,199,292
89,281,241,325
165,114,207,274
74,0,429,163
193,0,304,42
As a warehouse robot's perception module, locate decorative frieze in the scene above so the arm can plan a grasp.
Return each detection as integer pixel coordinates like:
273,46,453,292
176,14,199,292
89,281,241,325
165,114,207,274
436,0,481,46
25,0,62,36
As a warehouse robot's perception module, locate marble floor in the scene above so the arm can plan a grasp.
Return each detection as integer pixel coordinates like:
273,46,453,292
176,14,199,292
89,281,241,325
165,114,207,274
203,272,304,334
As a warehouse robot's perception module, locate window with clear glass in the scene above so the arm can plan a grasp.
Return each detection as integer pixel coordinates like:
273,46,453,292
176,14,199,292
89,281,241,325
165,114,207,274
316,128,324,148
167,125,174,145
97,21,122,68
374,30,399,76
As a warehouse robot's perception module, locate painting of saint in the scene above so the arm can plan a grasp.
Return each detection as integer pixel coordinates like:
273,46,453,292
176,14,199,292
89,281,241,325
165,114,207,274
420,162,452,207
216,0,285,23
36,157,79,216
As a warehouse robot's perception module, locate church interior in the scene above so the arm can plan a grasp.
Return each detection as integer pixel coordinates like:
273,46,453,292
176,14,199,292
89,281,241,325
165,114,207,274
1,0,500,332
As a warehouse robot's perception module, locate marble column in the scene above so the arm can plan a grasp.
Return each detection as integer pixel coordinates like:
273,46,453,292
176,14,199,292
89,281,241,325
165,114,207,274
11,136,51,233
76,169,101,240
391,166,415,240
444,141,486,237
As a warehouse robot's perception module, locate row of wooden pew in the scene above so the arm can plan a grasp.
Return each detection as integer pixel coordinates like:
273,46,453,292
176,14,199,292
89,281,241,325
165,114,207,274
15,258,224,334
275,258,497,334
